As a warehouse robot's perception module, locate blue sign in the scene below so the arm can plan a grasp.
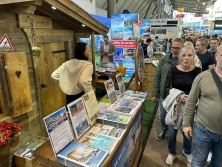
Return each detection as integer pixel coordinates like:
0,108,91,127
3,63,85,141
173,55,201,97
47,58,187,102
112,109,142,167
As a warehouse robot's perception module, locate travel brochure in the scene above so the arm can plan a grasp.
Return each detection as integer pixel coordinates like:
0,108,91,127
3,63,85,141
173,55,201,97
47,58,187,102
116,73,125,94
43,107,74,155
113,98,141,108
98,102,111,112
107,98,141,116
57,141,108,167
96,112,131,129
104,79,117,104
67,97,90,140
89,123,125,138
82,90,100,124
120,94,145,102
79,131,119,153
123,90,148,98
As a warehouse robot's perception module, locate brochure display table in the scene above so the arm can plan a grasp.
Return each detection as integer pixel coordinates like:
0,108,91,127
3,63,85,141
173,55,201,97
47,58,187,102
34,103,144,167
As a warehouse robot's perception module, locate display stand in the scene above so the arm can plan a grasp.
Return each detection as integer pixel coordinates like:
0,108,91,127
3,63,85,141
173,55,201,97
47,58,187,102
33,101,144,167
125,38,144,91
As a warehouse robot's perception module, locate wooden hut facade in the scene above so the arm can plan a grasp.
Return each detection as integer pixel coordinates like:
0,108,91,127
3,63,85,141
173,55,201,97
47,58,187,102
0,0,108,166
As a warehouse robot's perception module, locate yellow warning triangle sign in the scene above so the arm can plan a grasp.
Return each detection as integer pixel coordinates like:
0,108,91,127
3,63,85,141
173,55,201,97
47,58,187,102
0,34,13,50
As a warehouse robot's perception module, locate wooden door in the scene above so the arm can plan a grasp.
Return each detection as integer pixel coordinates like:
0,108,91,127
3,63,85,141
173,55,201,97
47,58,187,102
35,42,66,116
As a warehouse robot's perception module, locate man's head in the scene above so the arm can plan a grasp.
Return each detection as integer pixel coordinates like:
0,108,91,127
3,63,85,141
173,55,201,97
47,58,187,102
146,38,152,45
171,38,184,58
210,38,219,51
155,36,158,39
195,38,208,54
216,45,222,69
103,35,109,44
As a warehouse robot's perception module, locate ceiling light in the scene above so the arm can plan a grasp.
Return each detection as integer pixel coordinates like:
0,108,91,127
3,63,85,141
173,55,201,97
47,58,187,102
52,6,56,9
206,7,210,11
195,8,196,9
203,2,205,5
82,24,85,27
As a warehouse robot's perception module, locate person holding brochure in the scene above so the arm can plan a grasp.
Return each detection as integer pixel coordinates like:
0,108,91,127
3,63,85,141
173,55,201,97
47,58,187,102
51,42,93,104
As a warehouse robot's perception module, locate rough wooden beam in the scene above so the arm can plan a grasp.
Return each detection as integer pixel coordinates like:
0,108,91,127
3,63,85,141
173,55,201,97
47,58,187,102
10,0,43,6
0,0,35,5
43,0,108,35
9,5,36,14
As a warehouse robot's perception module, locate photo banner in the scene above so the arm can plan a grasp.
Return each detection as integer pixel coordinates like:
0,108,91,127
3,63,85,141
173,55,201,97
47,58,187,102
111,13,139,78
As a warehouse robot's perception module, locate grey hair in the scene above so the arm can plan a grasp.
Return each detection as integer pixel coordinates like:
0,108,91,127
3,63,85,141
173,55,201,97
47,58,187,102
178,46,195,65
216,45,222,54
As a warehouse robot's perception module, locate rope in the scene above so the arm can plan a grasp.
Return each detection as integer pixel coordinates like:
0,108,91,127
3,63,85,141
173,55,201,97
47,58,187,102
28,16,36,45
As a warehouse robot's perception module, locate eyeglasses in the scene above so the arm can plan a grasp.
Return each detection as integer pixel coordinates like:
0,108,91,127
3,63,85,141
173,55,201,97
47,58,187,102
171,47,181,50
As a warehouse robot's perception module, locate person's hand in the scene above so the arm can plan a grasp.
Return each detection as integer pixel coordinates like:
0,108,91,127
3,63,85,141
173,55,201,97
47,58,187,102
182,95,188,103
151,97,159,103
183,126,192,139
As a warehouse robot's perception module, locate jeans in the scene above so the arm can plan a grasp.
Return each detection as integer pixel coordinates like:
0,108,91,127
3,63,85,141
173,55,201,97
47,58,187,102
159,97,167,133
192,123,222,167
168,125,192,155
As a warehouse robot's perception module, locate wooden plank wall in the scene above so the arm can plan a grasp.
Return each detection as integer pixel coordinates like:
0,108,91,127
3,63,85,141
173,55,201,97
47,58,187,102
0,5,75,166
0,6,43,167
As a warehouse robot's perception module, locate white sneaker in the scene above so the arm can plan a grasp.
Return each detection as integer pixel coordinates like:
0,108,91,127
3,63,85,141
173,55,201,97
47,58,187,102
207,152,212,162
166,153,175,165
182,150,192,163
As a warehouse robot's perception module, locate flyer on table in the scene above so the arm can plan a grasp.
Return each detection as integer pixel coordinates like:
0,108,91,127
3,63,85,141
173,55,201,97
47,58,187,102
67,97,90,140
43,107,73,155
104,79,117,104
82,90,100,124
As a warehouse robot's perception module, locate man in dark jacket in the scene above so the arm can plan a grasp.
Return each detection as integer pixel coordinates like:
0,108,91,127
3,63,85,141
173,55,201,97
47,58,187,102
99,36,116,68
152,38,184,140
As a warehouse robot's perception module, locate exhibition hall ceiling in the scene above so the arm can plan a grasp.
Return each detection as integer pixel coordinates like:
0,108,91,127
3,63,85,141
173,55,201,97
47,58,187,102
96,0,210,19
170,0,210,14
95,0,156,19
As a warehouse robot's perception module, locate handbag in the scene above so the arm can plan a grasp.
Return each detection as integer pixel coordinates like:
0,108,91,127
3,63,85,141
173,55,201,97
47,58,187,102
210,68,222,99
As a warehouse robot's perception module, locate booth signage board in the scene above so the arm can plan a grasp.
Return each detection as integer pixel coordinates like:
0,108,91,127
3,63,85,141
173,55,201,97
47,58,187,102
151,19,167,25
194,13,202,17
111,40,136,48
175,14,185,18
111,13,139,78
111,109,142,167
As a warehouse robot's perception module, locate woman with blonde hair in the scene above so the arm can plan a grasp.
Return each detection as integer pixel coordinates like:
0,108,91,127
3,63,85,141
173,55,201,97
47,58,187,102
164,45,202,165
184,41,202,69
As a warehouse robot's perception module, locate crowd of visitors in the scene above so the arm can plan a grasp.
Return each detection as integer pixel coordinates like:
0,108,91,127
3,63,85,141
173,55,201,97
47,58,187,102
151,34,222,167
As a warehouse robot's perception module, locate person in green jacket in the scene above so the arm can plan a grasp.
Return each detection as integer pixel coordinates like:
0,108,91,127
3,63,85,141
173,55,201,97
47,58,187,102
152,38,184,140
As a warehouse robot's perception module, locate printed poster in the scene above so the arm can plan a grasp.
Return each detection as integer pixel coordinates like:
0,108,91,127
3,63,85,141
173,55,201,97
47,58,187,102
116,73,126,94
82,90,100,124
43,107,73,155
104,79,117,104
67,97,90,140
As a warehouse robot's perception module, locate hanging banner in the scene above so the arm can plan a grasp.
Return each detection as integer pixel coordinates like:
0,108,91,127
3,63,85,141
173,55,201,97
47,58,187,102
111,13,139,78
111,40,136,48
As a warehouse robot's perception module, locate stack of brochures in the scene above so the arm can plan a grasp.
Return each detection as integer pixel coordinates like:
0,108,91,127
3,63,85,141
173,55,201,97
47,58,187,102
96,112,131,129
107,98,142,116
123,90,148,99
